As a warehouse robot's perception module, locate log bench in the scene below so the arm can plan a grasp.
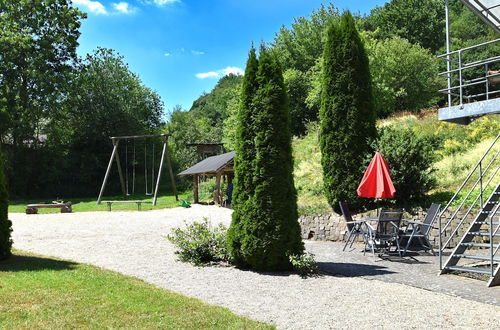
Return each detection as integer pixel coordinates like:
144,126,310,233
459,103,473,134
26,202,72,214
101,200,150,211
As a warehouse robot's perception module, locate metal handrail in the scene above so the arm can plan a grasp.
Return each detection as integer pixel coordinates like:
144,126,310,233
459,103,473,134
489,201,500,276
438,38,500,57
441,163,500,249
438,38,500,107
440,133,500,217
438,133,500,270
443,147,500,232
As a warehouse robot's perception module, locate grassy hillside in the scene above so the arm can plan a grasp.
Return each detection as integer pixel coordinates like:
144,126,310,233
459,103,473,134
293,111,500,215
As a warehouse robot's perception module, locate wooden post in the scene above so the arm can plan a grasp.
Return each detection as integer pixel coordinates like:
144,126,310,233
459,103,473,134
215,172,222,205
153,138,167,206
114,144,127,196
193,175,199,203
97,141,119,204
165,138,178,201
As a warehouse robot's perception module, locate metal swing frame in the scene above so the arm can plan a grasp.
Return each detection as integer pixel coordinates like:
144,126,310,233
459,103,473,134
97,133,178,206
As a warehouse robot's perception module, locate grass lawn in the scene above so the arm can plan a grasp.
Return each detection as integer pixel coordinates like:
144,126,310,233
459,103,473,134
0,251,272,329
8,192,191,213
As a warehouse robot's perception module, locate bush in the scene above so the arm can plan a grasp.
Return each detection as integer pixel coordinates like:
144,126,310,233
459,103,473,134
289,253,319,277
167,218,228,266
0,146,12,260
372,127,436,209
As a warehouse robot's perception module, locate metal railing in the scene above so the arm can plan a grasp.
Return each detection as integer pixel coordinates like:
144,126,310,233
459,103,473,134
438,38,500,107
438,132,500,270
488,200,500,276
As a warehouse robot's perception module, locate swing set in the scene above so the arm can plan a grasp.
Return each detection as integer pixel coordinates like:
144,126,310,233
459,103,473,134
97,133,178,207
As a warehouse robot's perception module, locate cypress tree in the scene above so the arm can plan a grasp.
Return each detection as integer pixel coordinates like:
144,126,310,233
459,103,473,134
227,46,259,266
229,45,303,271
320,12,376,214
0,146,12,260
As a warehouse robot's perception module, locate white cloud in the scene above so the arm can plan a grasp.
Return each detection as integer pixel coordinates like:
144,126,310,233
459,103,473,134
154,0,179,6
113,2,135,14
195,66,244,79
196,71,219,79
73,0,107,15
223,66,244,76
164,52,172,56
191,50,205,55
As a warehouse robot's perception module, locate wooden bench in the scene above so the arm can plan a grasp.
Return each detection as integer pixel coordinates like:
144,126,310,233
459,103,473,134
101,200,150,211
26,202,72,214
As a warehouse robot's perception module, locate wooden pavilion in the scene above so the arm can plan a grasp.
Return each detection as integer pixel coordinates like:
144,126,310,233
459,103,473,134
178,151,234,204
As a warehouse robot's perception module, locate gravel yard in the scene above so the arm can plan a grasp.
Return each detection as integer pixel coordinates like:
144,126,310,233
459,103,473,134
9,205,500,329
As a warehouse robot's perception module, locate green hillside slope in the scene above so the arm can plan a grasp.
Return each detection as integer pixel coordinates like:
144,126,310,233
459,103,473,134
293,111,500,215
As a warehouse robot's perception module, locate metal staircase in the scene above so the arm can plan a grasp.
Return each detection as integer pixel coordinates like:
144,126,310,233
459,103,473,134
438,133,500,286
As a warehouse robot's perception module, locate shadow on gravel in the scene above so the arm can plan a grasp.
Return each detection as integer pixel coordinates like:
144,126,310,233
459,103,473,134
317,262,396,277
0,253,78,272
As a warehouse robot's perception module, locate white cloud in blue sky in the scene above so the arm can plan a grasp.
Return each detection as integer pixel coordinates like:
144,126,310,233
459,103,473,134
196,67,244,79
73,0,137,15
73,0,107,15
191,50,205,55
113,2,136,14
154,0,179,6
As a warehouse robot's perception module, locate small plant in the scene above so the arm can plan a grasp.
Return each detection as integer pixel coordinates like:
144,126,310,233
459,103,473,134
167,218,228,266
289,252,319,277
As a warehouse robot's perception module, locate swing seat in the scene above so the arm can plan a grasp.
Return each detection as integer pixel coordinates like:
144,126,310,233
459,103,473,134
180,199,191,208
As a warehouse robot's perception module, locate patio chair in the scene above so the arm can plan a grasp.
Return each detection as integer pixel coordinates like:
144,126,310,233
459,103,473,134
339,201,369,251
365,209,404,257
400,203,440,256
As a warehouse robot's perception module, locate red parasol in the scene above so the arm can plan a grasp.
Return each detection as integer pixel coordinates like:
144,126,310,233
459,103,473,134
357,152,396,198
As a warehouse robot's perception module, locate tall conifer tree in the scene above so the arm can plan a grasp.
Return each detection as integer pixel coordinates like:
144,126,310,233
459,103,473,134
229,45,303,271
227,46,259,265
0,147,12,260
320,12,376,213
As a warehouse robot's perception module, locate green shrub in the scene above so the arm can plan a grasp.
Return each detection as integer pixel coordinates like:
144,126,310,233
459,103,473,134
289,253,319,277
0,146,12,260
372,127,436,209
167,218,228,266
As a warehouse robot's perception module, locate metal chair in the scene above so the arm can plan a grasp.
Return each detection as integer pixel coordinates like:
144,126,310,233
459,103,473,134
339,201,369,251
400,203,440,256
365,209,404,257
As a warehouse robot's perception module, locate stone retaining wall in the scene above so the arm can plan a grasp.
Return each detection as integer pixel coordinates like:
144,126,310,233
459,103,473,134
298,208,479,249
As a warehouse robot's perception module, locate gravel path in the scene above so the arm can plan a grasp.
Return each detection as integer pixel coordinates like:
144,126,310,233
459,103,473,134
9,205,500,329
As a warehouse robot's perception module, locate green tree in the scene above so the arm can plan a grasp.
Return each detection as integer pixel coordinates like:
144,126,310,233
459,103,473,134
0,146,12,260
366,0,444,53
229,46,304,270
227,47,260,266
365,35,441,117
50,48,164,196
283,68,316,136
320,12,376,214
0,0,84,196
272,4,340,72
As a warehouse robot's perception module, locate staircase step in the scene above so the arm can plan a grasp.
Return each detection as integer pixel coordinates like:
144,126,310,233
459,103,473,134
461,242,499,248
452,254,500,262
481,210,500,214
467,231,500,237
445,266,493,275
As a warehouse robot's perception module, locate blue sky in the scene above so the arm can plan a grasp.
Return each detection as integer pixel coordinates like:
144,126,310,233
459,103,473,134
73,0,387,112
